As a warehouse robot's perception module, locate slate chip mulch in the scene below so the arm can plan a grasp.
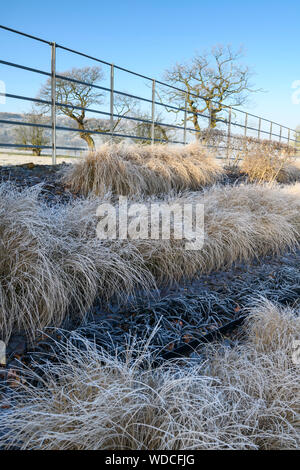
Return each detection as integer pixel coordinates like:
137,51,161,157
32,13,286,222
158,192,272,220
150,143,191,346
0,162,299,369
0,162,79,205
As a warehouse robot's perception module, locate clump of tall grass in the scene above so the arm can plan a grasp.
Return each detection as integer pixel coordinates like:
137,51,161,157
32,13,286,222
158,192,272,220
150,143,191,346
1,300,299,450
61,142,222,197
240,139,295,183
284,159,300,182
127,183,300,282
2,181,300,342
0,184,154,343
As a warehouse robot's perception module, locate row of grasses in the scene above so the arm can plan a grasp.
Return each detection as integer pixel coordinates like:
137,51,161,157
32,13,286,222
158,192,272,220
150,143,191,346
62,141,299,197
1,180,300,342
1,300,299,450
1,142,300,450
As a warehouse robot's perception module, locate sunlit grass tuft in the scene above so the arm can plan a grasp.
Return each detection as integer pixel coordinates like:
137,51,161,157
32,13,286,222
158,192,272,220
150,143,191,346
61,142,222,197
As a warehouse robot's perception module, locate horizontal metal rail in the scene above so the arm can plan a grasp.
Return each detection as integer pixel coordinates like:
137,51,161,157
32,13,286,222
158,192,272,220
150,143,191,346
0,24,52,45
0,141,261,154
0,84,296,143
0,117,185,145
0,24,298,161
0,108,296,144
0,142,88,152
1,23,297,130
0,59,212,121
0,59,51,77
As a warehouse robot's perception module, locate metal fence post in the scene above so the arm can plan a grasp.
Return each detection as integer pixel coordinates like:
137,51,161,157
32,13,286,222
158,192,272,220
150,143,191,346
51,42,56,165
269,122,273,141
279,126,282,142
110,64,114,141
244,113,248,137
258,117,261,140
151,79,155,144
226,107,232,161
183,94,187,145
288,128,291,146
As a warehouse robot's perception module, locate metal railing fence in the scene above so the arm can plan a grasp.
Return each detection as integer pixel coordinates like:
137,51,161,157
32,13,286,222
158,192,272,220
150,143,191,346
0,24,298,165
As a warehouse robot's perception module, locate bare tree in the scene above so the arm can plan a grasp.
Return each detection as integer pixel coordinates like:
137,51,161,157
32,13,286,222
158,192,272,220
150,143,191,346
133,112,172,144
163,45,260,138
14,109,49,156
101,95,140,144
38,66,133,150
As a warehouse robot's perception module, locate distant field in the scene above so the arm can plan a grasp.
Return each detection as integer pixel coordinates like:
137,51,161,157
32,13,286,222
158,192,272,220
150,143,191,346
0,152,81,166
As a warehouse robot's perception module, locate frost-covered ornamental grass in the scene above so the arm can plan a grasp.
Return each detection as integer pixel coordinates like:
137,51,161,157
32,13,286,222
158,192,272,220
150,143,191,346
1,182,300,342
1,300,299,450
61,142,222,197
128,183,300,282
0,184,154,343
240,139,296,183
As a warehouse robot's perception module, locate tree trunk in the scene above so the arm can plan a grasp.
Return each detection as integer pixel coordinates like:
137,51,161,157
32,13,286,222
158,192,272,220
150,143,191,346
187,98,201,140
33,148,41,156
209,109,218,129
78,122,96,151
191,113,201,140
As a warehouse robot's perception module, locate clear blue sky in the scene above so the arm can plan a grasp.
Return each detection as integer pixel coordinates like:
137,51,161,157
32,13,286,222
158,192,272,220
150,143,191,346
0,0,299,130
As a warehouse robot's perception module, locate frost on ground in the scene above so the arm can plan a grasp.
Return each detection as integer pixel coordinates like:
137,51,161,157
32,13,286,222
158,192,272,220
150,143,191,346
1,154,300,450
0,300,299,450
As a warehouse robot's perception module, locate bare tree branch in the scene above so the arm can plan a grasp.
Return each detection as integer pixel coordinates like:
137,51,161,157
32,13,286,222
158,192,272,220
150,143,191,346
37,67,136,150
14,107,50,156
162,45,262,139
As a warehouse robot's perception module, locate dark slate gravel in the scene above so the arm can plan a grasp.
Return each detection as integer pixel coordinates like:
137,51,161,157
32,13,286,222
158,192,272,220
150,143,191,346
75,249,300,354
1,162,300,364
0,162,79,205
13,248,299,372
